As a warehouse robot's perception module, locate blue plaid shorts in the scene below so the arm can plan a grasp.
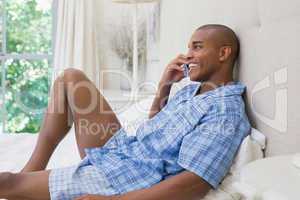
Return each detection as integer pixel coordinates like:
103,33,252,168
49,157,118,200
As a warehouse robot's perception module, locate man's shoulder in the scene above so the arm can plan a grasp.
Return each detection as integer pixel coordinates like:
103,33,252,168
208,95,246,114
174,82,199,97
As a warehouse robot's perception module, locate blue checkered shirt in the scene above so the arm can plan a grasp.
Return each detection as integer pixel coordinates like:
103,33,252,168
84,82,251,194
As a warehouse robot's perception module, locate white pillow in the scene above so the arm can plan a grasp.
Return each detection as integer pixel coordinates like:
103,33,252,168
117,96,153,135
230,128,266,174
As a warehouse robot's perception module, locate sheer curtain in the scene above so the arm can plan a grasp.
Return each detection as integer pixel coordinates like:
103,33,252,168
52,0,99,85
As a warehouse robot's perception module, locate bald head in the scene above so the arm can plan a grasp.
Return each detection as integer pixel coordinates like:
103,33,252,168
196,24,240,65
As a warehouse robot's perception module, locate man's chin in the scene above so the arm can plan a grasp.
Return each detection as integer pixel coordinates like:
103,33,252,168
189,74,203,82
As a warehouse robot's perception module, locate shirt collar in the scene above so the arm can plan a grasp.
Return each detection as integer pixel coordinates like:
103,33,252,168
191,81,246,99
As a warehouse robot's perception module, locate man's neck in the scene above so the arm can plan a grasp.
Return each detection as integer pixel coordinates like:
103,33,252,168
196,78,234,96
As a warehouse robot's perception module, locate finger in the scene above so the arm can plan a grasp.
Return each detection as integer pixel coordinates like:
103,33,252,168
168,65,184,72
173,58,189,65
174,72,185,82
176,54,188,59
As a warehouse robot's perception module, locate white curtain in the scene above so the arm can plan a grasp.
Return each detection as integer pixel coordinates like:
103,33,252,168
53,0,99,85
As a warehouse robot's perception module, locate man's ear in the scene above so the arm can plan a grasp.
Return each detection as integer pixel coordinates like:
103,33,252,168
219,46,232,62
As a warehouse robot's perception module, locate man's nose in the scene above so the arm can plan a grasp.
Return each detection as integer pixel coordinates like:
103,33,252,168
186,50,194,60
186,49,194,60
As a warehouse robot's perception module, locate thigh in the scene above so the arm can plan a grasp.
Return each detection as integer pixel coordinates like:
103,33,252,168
49,158,118,199
63,68,122,158
9,170,51,200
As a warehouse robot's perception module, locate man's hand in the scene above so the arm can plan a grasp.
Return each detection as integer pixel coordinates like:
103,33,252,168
74,194,119,200
160,54,188,85
148,54,189,119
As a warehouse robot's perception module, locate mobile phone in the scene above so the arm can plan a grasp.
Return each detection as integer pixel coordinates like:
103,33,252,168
183,64,190,77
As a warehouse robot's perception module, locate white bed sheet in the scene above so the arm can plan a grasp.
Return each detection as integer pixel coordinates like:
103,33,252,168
0,132,240,200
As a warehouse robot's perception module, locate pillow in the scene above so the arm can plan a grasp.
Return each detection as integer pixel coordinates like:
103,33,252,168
117,96,153,135
202,128,266,200
230,128,266,174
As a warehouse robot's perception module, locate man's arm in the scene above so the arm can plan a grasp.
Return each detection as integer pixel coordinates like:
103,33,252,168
148,81,173,119
148,54,188,119
75,171,211,200
116,171,211,200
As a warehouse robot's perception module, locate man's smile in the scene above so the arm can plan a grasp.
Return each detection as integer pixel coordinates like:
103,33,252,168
188,63,200,73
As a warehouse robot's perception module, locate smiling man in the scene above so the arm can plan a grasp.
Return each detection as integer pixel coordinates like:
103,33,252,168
0,24,250,200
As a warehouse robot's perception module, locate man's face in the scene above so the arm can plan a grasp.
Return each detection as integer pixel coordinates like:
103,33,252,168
186,29,221,82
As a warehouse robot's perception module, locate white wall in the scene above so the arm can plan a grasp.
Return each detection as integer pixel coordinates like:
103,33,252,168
95,0,126,89
95,0,160,90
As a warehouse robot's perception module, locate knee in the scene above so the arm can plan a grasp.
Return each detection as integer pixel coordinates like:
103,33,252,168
63,68,86,82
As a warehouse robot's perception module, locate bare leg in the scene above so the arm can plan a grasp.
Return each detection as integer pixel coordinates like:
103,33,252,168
0,171,50,200
21,68,122,172
21,71,72,172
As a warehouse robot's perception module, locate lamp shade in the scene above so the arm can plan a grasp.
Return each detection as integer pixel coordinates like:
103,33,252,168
112,0,159,3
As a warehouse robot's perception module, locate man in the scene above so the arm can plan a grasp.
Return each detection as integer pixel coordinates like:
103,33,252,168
0,24,250,200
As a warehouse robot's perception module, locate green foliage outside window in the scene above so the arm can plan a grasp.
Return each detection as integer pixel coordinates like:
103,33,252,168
1,0,52,133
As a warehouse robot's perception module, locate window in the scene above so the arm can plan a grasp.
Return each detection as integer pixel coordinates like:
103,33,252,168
0,0,53,134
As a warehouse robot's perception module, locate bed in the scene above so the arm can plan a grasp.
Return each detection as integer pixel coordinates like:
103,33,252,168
0,96,265,200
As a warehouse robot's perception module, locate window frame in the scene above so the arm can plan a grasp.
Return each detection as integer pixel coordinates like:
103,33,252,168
0,0,55,134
